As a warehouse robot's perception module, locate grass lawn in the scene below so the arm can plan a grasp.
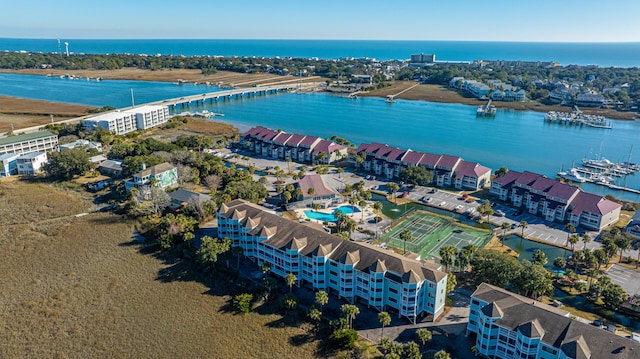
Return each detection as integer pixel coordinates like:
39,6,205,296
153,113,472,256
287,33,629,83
381,211,491,260
0,180,324,358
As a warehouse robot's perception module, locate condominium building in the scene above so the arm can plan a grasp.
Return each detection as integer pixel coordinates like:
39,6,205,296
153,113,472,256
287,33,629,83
83,105,169,135
490,171,621,230
218,199,448,323
16,151,48,175
0,131,59,155
467,283,636,359
133,105,171,130
241,126,348,164
354,142,491,190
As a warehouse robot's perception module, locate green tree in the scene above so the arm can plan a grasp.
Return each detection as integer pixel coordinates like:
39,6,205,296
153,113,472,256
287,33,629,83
232,293,253,314
340,304,360,329
404,341,421,359
470,249,522,288
399,166,434,186
439,245,457,272
43,148,93,179
455,248,473,272
315,290,329,310
514,261,553,299
378,311,391,338
519,221,528,241
582,233,591,250
400,229,412,254
386,182,400,203
602,283,628,310
196,236,231,270
501,222,511,246
593,248,609,270
564,223,576,247
553,257,566,271
308,306,322,323
494,166,508,178
415,328,432,348
231,246,243,269
614,234,632,261
261,262,272,278
532,249,548,266
331,328,358,350
281,293,298,313
568,234,580,251
285,273,297,293
446,274,457,294
434,350,451,359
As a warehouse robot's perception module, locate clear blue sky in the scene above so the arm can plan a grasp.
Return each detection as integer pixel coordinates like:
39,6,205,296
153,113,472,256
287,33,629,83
2,0,639,42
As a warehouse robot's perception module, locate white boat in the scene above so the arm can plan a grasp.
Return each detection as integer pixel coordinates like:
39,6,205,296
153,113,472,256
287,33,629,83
557,168,586,183
582,157,615,169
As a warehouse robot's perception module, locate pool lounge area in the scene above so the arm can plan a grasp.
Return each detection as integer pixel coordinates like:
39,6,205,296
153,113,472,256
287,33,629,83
304,206,360,222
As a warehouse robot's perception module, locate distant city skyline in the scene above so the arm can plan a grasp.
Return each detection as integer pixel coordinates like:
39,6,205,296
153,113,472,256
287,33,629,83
2,0,640,42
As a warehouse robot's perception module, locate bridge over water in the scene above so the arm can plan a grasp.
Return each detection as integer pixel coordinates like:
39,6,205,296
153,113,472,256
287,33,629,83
148,84,300,109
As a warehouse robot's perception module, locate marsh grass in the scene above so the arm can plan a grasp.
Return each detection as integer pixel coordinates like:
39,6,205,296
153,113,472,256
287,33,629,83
0,181,323,358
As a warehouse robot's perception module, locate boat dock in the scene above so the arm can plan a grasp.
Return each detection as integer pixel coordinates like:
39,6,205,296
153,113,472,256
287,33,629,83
559,155,640,194
544,106,612,129
385,83,420,103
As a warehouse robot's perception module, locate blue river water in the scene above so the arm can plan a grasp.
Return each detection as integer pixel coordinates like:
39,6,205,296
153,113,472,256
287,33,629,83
1,73,639,202
2,38,640,67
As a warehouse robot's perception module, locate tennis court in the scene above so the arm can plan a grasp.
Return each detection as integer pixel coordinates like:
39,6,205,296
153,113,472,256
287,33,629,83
381,211,492,260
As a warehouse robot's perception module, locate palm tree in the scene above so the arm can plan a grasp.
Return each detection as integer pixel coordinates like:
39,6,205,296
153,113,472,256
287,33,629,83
231,246,243,269
400,229,412,254
285,273,297,293
501,222,511,246
308,307,322,323
415,328,432,348
315,290,329,311
378,311,391,338
568,234,580,252
337,167,344,179
341,304,360,329
285,157,292,174
434,350,451,359
519,220,528,244
358,199,367,222
564,223,576,247
261,261,271,278
582,233,591,250
386,182,400,203
439,245,457,272
614,234,632,262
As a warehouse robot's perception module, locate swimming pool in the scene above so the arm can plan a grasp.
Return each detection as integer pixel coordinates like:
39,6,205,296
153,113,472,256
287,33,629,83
304,206,360,222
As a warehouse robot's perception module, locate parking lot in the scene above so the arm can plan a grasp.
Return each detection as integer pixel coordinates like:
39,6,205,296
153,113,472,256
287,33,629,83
606,264,640,297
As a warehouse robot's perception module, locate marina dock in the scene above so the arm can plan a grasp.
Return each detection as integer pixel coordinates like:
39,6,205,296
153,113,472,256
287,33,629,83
544,106,612,129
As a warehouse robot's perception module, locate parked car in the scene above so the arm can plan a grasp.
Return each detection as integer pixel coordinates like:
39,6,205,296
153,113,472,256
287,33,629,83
511,223,518,229
461,194,469,200
439,201,446,207
494,209,505,217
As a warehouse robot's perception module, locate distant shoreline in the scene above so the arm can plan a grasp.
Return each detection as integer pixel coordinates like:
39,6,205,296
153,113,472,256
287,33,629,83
0,69,637,124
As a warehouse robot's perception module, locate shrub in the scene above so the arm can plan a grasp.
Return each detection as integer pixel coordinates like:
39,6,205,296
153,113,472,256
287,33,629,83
331,328,358,349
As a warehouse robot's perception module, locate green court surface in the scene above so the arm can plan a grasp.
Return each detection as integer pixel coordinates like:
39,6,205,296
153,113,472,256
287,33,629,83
381,211,492,260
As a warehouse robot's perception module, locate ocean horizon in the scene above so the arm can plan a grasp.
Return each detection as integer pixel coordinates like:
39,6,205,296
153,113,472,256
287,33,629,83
2,38,640,68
